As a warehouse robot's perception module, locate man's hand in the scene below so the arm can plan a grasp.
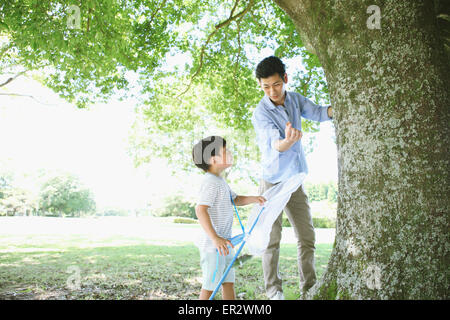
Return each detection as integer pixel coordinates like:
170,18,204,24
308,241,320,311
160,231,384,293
274,122,302,152
284,121,303,143
327,106,333,118
213,236,233,256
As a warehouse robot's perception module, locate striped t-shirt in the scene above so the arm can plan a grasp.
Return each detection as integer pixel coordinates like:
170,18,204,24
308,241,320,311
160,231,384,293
196,172,237,252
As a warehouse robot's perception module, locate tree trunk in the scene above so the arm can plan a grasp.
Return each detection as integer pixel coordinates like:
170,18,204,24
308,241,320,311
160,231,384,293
273,0,449,299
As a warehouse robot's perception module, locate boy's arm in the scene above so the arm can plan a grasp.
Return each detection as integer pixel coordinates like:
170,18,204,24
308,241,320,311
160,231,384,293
195,205,233,256
234,196,266,206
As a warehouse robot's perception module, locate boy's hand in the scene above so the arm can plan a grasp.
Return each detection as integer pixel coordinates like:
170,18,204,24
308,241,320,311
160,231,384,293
254,196,267,206
213,236,233,256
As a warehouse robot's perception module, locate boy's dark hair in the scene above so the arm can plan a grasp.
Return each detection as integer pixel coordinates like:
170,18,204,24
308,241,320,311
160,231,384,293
255,56,286,80
192,136,226,172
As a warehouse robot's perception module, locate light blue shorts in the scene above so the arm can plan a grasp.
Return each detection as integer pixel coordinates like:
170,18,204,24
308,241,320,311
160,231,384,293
200,249,235,291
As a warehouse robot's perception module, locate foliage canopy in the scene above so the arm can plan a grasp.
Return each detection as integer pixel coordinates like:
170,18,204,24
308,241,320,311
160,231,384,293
1,0,331,171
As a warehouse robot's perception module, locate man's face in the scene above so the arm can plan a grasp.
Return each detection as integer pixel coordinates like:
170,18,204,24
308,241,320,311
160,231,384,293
258,73,287,106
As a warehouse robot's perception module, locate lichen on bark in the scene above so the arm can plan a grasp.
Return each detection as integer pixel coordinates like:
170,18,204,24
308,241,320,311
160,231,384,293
275,0,449,299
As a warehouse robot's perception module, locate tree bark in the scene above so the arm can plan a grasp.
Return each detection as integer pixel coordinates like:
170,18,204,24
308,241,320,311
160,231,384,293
273,0,449,299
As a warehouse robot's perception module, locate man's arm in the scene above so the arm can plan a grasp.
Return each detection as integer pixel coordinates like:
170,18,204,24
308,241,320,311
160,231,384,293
276,107,332,152
299,94,332,122
273,121,302,152
252,107,304,156
275,106,332,152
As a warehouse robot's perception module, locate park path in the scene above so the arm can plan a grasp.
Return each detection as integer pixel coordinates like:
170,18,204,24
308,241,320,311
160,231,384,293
0,216,335,244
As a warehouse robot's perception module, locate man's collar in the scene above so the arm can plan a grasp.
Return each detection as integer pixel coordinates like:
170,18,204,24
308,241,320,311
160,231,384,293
264,91,290,110
284,91,291,106
263,95,276,110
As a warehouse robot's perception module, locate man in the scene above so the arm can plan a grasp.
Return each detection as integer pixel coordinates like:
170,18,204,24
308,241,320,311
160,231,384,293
251,56,333,300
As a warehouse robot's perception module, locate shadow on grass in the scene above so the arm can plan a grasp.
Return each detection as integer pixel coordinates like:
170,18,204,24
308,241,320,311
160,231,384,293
0,238,332,300
0,243,201,300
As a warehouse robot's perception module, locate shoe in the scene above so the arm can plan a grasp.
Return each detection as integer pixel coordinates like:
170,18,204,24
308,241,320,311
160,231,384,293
300,284,315,299
235,254,252,266
269,291,285,300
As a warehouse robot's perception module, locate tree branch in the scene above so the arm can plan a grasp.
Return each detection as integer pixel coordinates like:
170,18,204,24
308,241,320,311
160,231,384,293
86,7,93,32
301,72,313,96
215,0,252,30
0,70,28,88
148,0,166,26
176,0,254,99
232,17,245,101
229,0,241,18
0,93,57,106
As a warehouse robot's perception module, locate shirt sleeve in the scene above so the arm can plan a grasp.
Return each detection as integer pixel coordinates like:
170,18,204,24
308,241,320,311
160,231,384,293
298,95,331,122
197,180,218,207
251,108,288,176
252,108,282,155
230,188,237,201
252,108,292,180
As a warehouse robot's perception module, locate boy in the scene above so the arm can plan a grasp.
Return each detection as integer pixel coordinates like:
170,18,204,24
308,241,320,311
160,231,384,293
192,135,266,300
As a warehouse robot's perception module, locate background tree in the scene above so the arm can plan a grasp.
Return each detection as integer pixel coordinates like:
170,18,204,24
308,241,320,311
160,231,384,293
0,174,11,201
0,186,37,216
327,181,337,203
0,170,38,216
39,173,96,217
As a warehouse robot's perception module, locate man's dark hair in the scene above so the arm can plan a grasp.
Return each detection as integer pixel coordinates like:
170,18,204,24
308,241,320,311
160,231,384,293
192,136,226,172
255,56,286,80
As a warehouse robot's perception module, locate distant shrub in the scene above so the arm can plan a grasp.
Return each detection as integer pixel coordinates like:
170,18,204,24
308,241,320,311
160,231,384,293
153,195,196,219
304,181,338,203
312,217,336,228
282,216,336,228
97,208,129,216
173,217,198,224
282,216,291,227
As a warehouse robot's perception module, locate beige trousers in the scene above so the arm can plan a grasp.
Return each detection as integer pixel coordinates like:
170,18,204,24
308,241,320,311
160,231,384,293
259,179,317,298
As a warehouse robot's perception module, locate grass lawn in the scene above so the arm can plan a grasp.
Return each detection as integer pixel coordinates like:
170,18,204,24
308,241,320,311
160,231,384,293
0,232,332,300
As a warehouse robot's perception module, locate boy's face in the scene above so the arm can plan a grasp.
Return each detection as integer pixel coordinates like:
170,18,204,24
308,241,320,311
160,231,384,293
258,73,288,106
210,146,233,170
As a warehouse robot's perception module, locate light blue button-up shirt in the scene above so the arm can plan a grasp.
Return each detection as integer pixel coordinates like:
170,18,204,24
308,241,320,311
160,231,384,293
251,91,331,184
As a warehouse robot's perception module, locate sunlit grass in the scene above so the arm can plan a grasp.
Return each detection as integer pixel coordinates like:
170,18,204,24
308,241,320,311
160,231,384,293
0,232,332,300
